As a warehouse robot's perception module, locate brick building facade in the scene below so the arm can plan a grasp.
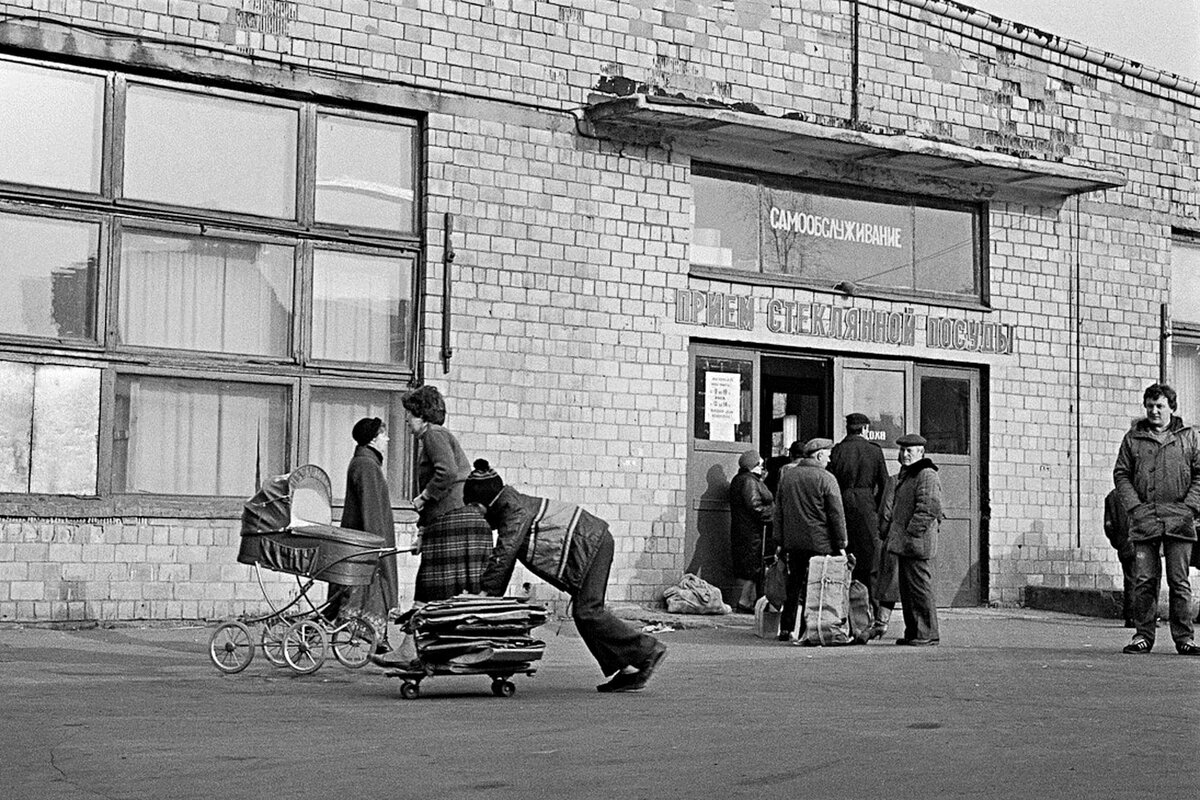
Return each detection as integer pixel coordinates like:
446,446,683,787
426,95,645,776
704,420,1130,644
0,0,1197,621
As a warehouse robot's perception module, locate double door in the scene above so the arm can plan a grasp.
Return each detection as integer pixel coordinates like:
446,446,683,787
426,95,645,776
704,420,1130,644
686,343,983,606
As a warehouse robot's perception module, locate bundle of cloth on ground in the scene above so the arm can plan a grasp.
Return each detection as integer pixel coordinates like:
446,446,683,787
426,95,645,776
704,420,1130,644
662,573,731,615
398,596,548,672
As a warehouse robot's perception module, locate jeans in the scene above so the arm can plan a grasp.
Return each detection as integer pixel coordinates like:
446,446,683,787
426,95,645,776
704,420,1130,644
573,531,659,676
1131,538,1195,645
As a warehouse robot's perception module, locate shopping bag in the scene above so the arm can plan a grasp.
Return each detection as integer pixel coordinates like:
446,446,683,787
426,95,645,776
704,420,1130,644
752,595,781,639
798,554,852,646
848,579,873,644
763,557,788,610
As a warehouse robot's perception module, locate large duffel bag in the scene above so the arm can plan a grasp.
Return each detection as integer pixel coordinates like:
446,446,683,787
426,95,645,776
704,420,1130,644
798,554,853,646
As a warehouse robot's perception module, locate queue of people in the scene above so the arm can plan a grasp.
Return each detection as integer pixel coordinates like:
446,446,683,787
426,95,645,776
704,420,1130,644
331,384,668,693
731,415,944,647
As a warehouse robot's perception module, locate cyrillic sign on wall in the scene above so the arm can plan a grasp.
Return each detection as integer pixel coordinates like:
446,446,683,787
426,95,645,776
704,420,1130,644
673,288,1015,355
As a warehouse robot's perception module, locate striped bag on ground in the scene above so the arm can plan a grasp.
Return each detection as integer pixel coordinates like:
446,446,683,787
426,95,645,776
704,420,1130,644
798,555,853,646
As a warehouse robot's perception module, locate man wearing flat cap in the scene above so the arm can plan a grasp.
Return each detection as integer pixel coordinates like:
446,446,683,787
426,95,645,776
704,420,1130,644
771,437,848,642
880,433,943,645
828,413,890,625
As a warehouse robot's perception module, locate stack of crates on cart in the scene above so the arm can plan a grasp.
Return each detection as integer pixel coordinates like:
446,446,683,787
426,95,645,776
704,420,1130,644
387,596,548,698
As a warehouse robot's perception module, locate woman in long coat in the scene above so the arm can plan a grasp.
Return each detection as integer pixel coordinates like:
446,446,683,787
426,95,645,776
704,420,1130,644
328,416,398,650
728,450,774,612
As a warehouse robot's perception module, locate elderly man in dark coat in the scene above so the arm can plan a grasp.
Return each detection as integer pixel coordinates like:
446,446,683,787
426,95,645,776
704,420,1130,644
828,413,889,616
884,433,943,646
729,449,775,613
771,438,848,643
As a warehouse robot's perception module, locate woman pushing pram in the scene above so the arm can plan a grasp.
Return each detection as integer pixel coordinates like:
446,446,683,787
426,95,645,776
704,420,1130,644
464,460,668,693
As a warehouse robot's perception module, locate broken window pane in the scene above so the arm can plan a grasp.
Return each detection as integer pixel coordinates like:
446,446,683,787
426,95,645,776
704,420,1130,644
0,60,103,193
113,375,288,496
315,115,416,233
123,84,298,219
31,365,100,493
0,360,34,492
118,229,293,356
0,211,99,341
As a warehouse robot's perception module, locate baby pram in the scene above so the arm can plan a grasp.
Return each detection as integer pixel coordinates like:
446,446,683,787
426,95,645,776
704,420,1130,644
385,596,548,699
208,464,398,675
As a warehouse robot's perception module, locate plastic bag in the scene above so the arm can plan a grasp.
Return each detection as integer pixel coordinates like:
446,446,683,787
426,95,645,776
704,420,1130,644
663,573,731,615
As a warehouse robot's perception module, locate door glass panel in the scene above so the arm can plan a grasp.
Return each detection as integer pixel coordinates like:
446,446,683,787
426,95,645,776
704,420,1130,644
315,115,416,233
118,229,294,356
920,376,970,455
0,60,104,193
693,356,753,442
842,368,905,447
123,84,298,218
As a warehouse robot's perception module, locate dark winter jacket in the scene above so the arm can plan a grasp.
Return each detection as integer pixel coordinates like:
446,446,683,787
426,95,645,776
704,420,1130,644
414,423,470,527
771,458,848,554
828,434,889,556
884,458,943,560
1113,416,1200,542
479,486,607,596
728,468,774,579
1103,489,1133,561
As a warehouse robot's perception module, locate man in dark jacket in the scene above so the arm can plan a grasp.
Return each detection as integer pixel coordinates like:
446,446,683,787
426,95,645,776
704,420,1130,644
771,438,848,643
884,433,943,646
466,460,668,691
828,413,889,618
1112,383,1200,655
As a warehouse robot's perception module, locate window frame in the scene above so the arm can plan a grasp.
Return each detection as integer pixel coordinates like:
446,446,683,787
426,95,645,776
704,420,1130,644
691,163,990,309
0,55,425,516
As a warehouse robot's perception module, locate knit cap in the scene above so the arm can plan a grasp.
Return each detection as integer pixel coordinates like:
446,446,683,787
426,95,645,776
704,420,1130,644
464,458,504,506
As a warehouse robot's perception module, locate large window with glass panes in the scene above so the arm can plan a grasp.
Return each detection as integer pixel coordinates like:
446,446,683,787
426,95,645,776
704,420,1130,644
1171,234,1200,425
0,56,420,512
691,164,984,303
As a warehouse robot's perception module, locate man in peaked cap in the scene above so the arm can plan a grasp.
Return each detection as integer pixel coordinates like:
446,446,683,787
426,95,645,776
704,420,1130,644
770,437,848,643
828,413,890,633
880,433,943,646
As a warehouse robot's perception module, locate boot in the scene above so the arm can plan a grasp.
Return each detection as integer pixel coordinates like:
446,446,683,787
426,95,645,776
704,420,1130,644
870,605,893,641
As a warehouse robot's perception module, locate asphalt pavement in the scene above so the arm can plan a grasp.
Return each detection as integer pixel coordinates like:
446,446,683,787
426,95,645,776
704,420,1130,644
1,607,1196,800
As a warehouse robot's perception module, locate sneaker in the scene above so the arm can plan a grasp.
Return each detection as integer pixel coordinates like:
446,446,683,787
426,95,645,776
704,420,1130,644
1122,637,1152,654
1176,640,1200,656
626,643,668,690
596,670,642,693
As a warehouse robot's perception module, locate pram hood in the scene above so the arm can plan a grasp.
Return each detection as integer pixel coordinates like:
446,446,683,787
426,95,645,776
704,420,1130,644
241,464,336,537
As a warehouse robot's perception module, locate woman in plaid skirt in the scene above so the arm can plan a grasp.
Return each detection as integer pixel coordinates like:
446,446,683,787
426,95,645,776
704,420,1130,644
374,385,491,668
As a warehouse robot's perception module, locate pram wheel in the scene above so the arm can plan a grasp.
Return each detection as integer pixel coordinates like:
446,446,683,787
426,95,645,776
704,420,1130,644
260,618,289,667
491,679,516,698
399,681,420,700
282,619,328,674
331,616,379,669
209,621,255,674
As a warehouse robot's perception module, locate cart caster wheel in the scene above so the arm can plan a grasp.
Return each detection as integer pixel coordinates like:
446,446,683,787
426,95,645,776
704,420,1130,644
491,679,516,698
209,621,255,674
260,618,289,667
332,616,379,669
400,681,420,700
282,619,328,675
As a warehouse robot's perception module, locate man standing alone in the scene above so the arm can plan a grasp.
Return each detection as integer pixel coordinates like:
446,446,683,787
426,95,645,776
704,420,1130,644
771,438,848,643
883,433,943,646
828,413,889,618
1112,383,1200,655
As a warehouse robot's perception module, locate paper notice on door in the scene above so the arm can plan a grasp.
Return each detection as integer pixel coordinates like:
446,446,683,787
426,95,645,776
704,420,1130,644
704,371,741,442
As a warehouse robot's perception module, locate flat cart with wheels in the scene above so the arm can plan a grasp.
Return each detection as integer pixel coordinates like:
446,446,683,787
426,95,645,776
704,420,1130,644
382,596,548,699
207,465,399,675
